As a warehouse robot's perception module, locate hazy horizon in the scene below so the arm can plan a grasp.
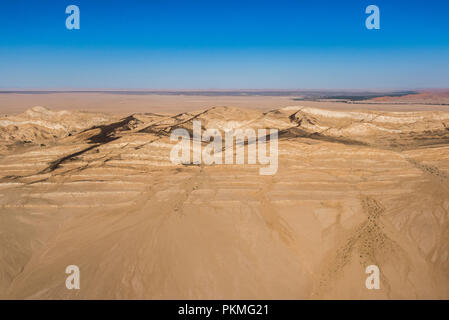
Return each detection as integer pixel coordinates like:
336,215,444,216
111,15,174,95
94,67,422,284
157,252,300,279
0,88,447,92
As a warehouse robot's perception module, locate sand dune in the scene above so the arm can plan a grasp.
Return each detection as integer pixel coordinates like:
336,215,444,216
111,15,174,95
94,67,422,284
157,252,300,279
1,105,449,299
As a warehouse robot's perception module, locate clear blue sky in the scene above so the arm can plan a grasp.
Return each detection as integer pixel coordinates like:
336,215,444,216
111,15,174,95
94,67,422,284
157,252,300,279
0,0,448,89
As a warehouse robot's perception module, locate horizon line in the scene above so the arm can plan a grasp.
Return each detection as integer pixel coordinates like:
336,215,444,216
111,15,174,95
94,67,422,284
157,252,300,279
1,88,447,93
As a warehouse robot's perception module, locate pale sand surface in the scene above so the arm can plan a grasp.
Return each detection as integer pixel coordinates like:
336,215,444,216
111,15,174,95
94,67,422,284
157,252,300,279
1,99,449,299
2,92,449,116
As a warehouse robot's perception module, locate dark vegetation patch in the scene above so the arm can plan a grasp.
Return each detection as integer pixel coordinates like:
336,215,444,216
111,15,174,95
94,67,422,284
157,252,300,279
292,91,417,102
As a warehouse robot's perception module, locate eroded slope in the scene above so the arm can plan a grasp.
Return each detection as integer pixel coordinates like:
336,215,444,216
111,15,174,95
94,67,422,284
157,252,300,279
1,106,448,299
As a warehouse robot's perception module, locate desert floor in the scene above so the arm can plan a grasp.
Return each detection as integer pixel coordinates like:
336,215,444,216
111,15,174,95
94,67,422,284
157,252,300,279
2,92,449,115
1,93,449,299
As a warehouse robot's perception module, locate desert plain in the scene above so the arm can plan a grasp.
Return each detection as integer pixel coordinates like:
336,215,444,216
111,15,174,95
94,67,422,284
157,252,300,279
0,91,449,299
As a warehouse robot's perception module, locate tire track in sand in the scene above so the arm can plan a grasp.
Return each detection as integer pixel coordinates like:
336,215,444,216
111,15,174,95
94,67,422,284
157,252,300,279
313,196,408,298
